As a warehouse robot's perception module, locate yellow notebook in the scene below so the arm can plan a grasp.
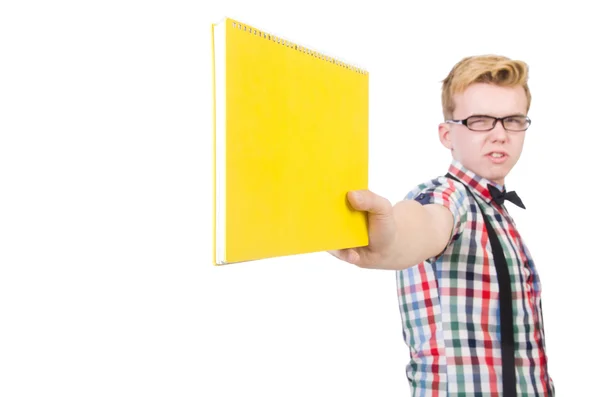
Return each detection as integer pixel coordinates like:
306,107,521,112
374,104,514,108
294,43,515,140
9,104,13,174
212,17,369,265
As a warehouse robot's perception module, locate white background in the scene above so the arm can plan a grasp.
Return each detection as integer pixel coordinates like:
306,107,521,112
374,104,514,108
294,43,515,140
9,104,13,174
1,1,598,396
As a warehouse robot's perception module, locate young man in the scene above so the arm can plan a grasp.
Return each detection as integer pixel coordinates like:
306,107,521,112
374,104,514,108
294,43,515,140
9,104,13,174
330,55,554,396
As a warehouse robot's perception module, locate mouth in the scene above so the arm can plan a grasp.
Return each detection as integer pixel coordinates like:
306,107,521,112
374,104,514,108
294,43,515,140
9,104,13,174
486,151,508,163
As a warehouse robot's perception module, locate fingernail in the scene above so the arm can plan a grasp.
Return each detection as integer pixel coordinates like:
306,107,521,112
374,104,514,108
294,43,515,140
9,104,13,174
352,191,363,203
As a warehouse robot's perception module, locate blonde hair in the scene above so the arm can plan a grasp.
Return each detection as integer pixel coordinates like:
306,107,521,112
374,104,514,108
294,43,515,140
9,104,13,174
441,54,531,120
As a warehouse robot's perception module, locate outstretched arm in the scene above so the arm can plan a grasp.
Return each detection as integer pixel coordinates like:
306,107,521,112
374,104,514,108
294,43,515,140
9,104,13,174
329,190,454,270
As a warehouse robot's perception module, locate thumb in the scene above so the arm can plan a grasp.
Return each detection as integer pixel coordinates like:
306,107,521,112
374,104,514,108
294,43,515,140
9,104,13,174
347,190,391,216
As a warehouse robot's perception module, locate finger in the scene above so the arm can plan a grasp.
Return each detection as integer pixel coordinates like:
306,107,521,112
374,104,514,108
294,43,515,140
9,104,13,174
328,248,359,264
327,249,341,259
347,190,392,216
346,249,359,264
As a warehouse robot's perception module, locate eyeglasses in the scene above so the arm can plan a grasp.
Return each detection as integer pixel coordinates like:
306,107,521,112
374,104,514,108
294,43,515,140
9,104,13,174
445,115,531,132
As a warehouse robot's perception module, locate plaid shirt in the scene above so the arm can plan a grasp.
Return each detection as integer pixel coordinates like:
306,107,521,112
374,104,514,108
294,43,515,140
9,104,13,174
396,159,554,396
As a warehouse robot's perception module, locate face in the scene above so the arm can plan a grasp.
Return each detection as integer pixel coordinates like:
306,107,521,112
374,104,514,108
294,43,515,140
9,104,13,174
438,83,528,185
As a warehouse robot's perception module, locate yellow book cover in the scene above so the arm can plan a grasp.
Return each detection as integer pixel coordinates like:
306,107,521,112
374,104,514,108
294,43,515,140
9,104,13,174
212,17,369,265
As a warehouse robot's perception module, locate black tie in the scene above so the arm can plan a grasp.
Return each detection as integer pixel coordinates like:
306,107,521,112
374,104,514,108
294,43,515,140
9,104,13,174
488,184,526,209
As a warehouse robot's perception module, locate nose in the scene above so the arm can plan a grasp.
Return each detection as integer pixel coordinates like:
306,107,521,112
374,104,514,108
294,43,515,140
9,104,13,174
489,120,508,142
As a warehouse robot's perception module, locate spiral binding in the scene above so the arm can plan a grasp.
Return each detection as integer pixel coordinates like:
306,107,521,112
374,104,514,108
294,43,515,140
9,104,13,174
230,19,367,75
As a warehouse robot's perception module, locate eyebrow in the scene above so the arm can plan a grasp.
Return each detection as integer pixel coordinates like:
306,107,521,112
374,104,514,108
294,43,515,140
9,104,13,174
468,113,527,118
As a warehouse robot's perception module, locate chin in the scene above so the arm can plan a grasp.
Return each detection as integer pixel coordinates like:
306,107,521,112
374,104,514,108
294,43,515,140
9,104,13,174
488,173,507,184
469,163,508,184
485,167,511,184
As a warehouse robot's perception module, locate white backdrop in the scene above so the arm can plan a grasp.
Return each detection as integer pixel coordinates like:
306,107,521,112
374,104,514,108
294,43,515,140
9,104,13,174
1,1,598,396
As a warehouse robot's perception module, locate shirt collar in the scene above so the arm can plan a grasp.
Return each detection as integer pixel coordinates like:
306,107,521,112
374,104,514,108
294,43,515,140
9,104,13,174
447,159,505,205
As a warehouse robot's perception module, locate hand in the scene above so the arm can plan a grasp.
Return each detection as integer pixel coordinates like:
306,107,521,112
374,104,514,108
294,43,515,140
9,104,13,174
328,189,398,268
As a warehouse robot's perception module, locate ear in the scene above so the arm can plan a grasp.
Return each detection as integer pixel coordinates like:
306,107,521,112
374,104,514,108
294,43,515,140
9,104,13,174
438,123,453,150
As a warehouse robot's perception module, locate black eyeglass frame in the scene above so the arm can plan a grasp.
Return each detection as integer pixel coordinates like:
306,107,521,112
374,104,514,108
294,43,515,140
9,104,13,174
445,115,532,132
